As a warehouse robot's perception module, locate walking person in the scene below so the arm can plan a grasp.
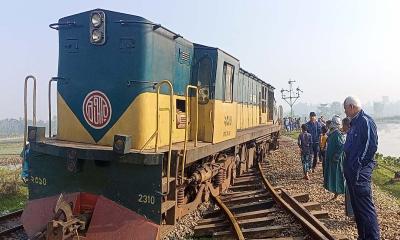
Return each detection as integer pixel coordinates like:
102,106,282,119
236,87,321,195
319,125,328,163
284,117,289,132
319,125,328,171
297,118,301,130
298,124,313,180
306,112,322,172
343,96,379,239
323,116,345,199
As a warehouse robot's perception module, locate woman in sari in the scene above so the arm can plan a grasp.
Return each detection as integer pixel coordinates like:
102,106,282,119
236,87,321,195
323,115,345,199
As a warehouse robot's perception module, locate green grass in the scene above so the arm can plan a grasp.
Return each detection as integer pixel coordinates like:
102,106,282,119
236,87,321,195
0,139,23,155
0,163,28,213
372,156,400,204
0,185,27,213
282,130,300,140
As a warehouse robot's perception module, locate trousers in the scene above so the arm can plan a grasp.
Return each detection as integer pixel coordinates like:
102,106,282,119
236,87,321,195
311,143,319,169
345,163,380,239
301,153,312,174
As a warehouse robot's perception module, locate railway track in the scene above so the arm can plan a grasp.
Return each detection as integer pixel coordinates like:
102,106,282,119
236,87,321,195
0,209,24,239
195,161,341,239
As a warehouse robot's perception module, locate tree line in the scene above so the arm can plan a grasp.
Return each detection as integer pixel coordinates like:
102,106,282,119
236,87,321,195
0,117,57,138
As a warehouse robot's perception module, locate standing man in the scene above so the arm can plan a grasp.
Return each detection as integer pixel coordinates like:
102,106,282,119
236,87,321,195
343,96,379,239
306,112,322,172
284,117,289,132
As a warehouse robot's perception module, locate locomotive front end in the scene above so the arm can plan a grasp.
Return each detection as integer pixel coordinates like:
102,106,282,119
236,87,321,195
21,9,184,239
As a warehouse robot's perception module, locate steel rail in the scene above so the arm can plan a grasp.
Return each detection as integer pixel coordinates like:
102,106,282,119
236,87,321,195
257,162,335,240
0,209,23,237
0,224,23,236
0,209,23,220
210,194,245,240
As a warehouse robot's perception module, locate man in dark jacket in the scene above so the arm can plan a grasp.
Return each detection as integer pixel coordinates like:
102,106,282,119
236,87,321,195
306,112,322,172
343,96,379,239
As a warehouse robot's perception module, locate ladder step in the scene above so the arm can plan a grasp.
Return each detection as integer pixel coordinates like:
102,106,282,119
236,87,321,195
162,177,175,192
161,200,176,214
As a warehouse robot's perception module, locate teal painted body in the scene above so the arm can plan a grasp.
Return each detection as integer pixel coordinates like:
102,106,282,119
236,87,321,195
28,144,164,224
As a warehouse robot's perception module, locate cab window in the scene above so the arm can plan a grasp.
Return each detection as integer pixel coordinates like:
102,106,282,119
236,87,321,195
223,63,234,102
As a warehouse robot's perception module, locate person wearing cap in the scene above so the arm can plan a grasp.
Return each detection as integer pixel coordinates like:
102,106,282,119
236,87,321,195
305,112,322,172
343,96,379,239
324,115,345,199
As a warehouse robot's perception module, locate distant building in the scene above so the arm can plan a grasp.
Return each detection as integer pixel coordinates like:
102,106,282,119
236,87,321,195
373,102,384,117
382,96,389,104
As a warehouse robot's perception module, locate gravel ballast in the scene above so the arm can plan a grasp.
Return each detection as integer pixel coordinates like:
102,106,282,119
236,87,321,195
268,136,400,240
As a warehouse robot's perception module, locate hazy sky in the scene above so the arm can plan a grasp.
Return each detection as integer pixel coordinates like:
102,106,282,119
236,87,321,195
1,0,399,120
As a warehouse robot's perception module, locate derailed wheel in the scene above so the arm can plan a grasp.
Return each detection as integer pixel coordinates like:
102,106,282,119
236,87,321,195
45,194,86,240
22,192,160,240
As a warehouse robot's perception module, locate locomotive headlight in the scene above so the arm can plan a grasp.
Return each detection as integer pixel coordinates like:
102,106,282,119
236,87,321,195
91,29,103,43
91,12,103,27
89,10,106,45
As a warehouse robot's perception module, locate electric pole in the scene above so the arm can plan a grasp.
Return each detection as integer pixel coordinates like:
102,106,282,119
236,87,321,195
280,79,302,119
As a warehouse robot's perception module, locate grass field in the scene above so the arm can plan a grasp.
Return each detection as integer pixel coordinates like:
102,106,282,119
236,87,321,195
0,138,27,213
0,138,23,155
0,166,28,213
282,130,300,140
372,155,400,203
0,185,27,213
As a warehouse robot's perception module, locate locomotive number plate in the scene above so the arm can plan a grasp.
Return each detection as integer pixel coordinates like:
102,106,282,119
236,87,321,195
30,176,47,186
138,194,155,205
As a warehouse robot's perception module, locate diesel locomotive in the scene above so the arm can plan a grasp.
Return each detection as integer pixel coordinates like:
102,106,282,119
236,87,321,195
21,9,281,239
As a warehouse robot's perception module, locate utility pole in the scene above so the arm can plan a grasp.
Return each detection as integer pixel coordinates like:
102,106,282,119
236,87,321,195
280,79,302,119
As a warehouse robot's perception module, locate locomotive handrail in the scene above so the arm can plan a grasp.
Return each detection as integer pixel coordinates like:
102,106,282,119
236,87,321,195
181,85,198,184
24,75,37,148
155,80,174,195
114,20,182,40
49,22,76,30
48,77,64,138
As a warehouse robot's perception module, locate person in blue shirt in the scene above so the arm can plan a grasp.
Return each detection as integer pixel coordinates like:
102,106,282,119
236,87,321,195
21,143,30,183
343,96,379,240
298,124,313,180
306,112,322,172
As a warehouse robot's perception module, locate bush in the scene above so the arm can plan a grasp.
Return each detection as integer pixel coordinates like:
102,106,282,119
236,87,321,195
0,167,22,197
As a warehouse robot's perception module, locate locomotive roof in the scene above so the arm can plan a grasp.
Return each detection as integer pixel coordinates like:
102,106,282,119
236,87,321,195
194,43,275,89
59,9,275,90
193,43,239,61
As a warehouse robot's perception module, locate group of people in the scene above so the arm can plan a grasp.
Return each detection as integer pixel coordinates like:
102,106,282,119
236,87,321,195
297,96,380,240
283,117,301,132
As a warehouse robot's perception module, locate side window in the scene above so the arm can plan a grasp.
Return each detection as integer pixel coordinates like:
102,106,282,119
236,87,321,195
223,63,234,102
261,86,267,113
268,88,274,120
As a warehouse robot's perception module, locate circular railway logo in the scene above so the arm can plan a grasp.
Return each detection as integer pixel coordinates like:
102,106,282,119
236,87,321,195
82,90,112,129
